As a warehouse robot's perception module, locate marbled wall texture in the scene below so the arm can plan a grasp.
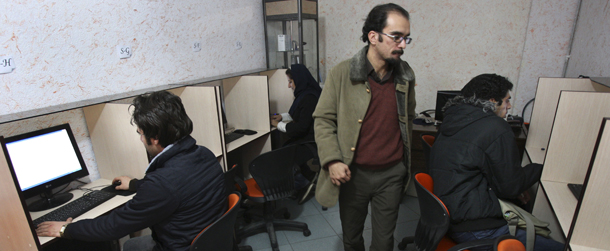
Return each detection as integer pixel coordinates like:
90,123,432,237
319,0,579,118
0,1,265,179
566,0,610,78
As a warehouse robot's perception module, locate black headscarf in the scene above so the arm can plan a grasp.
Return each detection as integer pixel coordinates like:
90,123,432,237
288,64,322,116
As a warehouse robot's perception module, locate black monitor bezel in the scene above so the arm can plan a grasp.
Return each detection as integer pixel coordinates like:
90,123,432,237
4,123,89,200
434,90,461,122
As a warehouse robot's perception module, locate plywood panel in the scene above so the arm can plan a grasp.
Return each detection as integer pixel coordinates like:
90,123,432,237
266,0,317,16
541,181,578,235
569,119,610,250
222,76,270,133
84,104,148,180
532,187,566,243
261,69,294,115
168,87,223,157
525,78,610,164
0,139,38,250
542,92,610,184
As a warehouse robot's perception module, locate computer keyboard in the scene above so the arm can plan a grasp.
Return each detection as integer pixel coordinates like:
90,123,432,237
32,190,116,226
225,132,244,144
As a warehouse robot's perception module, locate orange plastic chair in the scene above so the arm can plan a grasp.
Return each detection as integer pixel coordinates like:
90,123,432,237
398,173,525,251
190,192,248,251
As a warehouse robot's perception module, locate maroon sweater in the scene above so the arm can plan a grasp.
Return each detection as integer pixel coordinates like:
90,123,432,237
352,74,404,170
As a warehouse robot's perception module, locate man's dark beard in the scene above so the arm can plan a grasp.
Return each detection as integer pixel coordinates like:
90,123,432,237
385,50,403,67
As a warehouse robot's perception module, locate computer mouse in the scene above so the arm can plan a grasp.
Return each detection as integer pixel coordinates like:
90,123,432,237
112,180,121,187
234,129,257,135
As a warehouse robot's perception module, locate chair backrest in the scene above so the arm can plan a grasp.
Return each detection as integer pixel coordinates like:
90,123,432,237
249,144,298,201
294,141,319,167
420,134,435,172
422,134,435,147
413,173,451,251
190,192,242,251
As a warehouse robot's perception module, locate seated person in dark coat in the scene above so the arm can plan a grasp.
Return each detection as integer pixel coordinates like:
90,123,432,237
36,91,227,251
270,64,322,199
271,64,322,146
429,74,563,251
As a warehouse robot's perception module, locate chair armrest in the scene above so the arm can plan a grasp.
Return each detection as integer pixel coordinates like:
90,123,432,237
234,176,247,194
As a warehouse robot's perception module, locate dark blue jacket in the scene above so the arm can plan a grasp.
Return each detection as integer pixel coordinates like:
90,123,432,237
66,136,226,251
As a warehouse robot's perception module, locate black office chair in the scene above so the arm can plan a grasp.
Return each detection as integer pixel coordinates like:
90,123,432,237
190,192,247,251
293,141,319,205
236,144,311,251
398,173,525,251
421,133,435,172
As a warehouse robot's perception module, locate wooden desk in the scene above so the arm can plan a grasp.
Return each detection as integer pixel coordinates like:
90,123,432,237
32,179,135,246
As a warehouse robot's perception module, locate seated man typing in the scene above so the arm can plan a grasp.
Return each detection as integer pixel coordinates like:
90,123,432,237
36,91,226,251
429,74,563,251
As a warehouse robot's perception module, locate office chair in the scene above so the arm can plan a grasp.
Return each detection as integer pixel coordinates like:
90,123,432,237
421,133,435,172
294,141,320,205
236,144,311,251
190,192,248,251
398,173,525,251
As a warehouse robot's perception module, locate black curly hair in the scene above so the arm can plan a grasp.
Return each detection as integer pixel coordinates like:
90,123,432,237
130,91,193,147
461,74,513,106
361,3,410,44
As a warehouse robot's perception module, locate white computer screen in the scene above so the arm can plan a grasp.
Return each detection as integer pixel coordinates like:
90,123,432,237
6,129,84,191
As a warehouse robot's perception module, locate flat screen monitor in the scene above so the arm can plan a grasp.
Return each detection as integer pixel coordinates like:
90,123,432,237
4,123,89,212
434,90,461,122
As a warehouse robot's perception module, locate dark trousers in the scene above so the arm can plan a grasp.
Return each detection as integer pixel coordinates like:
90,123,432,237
449,225,564,251
339,161,406,251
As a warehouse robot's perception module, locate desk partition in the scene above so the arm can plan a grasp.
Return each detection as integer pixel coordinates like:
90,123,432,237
525,78,610,164
221,75,272,175
261,69,293,115
0,69,280,249
538,91,610,243
0,138,38,250
84,86,223,179
568,118,610,250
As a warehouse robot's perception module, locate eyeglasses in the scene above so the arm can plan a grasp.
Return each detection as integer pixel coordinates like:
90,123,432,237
378,32,412,44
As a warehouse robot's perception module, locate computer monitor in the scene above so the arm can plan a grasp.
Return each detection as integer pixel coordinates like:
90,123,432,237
4,123,89,212
434,90,461,122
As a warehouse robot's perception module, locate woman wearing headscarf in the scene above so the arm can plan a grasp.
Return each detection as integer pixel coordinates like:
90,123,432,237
270,64,322,202
271,64,322,146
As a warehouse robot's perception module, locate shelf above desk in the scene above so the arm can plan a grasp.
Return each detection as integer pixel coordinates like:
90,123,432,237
226,130,271,153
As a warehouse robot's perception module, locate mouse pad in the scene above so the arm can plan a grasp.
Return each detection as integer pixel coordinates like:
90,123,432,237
101,185,136,196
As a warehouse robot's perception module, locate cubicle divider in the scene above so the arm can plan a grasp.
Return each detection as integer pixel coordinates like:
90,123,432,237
0,68,280,249
84,101,148,180
261,69,292,115
221,75,272,177
525,78,610,164
538,91,610,240
0,138,38,250
523,77,610,247
568,118,610,250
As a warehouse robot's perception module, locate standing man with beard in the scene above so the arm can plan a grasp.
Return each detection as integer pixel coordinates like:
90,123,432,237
313,3,416,251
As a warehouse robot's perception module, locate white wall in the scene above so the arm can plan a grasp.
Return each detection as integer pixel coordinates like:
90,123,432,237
0,1,266,180
319,0,579,118
565,0,610,78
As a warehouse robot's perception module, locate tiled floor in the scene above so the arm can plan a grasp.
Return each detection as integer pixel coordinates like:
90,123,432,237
237,194,421,251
